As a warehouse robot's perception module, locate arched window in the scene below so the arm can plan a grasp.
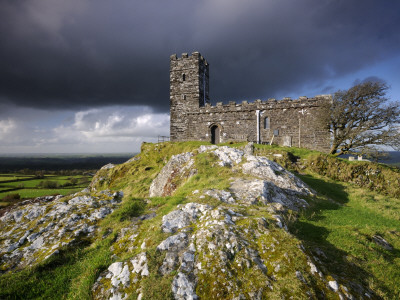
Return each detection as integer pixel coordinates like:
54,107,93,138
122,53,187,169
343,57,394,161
264,117,270,129
182,74,186,81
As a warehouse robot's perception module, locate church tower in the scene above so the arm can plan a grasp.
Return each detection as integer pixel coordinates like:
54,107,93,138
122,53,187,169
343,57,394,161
170,52,210,141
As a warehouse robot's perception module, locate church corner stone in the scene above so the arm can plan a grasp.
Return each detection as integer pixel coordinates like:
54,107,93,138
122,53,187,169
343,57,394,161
169,52,331,153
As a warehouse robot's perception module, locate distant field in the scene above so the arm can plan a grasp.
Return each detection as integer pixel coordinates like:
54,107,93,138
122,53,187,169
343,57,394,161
2,188,81,198
0,153,137,206
0,153,134,205
2,176,88,188
0,153,134,171
0,173,92,205
0,175,34,181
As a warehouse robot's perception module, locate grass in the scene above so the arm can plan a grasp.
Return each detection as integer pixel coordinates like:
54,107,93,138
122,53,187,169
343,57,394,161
0,195,147,300
6,179,64,188
0,238,114,300
1,142,399,299
0,174,92,204
90,141,213,199
0,188,83,198
291,171,400,299
0,175,34,181
91,141,400,298
254,143,321,158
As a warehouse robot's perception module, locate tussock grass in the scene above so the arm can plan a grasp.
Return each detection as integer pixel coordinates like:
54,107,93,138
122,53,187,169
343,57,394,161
0,238,112,300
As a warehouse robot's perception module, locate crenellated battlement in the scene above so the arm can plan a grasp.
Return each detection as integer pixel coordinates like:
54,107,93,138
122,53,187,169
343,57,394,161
191,95,331,114
170,52,208,65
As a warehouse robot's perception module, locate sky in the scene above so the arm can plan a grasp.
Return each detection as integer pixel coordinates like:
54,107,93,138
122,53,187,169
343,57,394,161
0,0,400,153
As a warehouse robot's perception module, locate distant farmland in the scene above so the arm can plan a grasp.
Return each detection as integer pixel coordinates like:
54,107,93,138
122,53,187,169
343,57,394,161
0,153,135,172
0,153,136,204
0,173,92,205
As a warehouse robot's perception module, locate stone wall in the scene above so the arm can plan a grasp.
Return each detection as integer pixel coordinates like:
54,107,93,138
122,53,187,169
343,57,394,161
170,52,331,153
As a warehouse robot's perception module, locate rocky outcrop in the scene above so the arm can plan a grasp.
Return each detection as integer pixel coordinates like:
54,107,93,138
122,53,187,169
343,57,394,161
101,163,115,170
151,144,311,210
241,155,311,195
0,143,377,299
93,197,353,299
0,190,122,273
229,178,309,210
149,152,196,197
161,203,210,233
90,144,361,299
92,252,150,300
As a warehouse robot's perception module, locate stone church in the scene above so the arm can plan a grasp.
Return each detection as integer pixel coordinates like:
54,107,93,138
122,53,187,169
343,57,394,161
170,51,331,152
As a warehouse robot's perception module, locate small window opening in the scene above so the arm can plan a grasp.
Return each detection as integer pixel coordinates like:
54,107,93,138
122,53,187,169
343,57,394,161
182,74,186,81
182,94,186,100
264,117,270,129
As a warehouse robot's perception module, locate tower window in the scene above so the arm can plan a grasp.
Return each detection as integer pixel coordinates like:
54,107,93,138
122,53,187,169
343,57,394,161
264,117,270,129
182,74,186,81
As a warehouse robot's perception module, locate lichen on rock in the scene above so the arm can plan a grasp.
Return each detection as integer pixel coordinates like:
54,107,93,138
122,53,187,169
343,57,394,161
149,152,196,197
0,190,122,272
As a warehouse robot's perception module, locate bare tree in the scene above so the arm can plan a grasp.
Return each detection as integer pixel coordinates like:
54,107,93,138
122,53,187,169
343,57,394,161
328,81,400,156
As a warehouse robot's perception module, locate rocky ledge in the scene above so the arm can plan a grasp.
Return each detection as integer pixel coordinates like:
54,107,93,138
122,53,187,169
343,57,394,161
92,145,369,299
0,190,122,273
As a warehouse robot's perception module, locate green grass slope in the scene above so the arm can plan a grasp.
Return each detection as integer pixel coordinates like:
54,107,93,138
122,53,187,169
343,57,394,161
254,144,400,298
0,142,399,299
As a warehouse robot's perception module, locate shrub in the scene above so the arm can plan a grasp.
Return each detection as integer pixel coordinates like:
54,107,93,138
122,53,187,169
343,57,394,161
305,154,400,197
37,180,59,189
1,193,21,202
34,171,45,179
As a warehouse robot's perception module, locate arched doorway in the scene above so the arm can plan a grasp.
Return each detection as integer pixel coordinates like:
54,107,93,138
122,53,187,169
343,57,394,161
211,125,220,144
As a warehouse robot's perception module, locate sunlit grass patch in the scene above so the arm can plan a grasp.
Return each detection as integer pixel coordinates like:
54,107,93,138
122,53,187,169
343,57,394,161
0,188,82,199
291,171,400,299
0,237,113,300
0,173,92,204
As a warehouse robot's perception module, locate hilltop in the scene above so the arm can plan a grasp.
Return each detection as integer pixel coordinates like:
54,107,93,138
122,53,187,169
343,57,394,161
0,142,399,299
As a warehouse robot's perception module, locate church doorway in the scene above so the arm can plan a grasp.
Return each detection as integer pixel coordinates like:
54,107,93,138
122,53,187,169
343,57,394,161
211,125,220,144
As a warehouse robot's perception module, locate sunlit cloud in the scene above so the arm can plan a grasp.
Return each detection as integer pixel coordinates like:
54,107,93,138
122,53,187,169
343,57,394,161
0,119,16,138
0,105,169,153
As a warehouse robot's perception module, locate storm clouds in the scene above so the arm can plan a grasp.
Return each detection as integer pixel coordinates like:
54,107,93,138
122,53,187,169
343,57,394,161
0,0,399,152
1,0,399,110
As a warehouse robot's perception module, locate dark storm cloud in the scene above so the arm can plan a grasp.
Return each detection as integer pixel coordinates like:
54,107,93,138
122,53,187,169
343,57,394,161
1,0,399,112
